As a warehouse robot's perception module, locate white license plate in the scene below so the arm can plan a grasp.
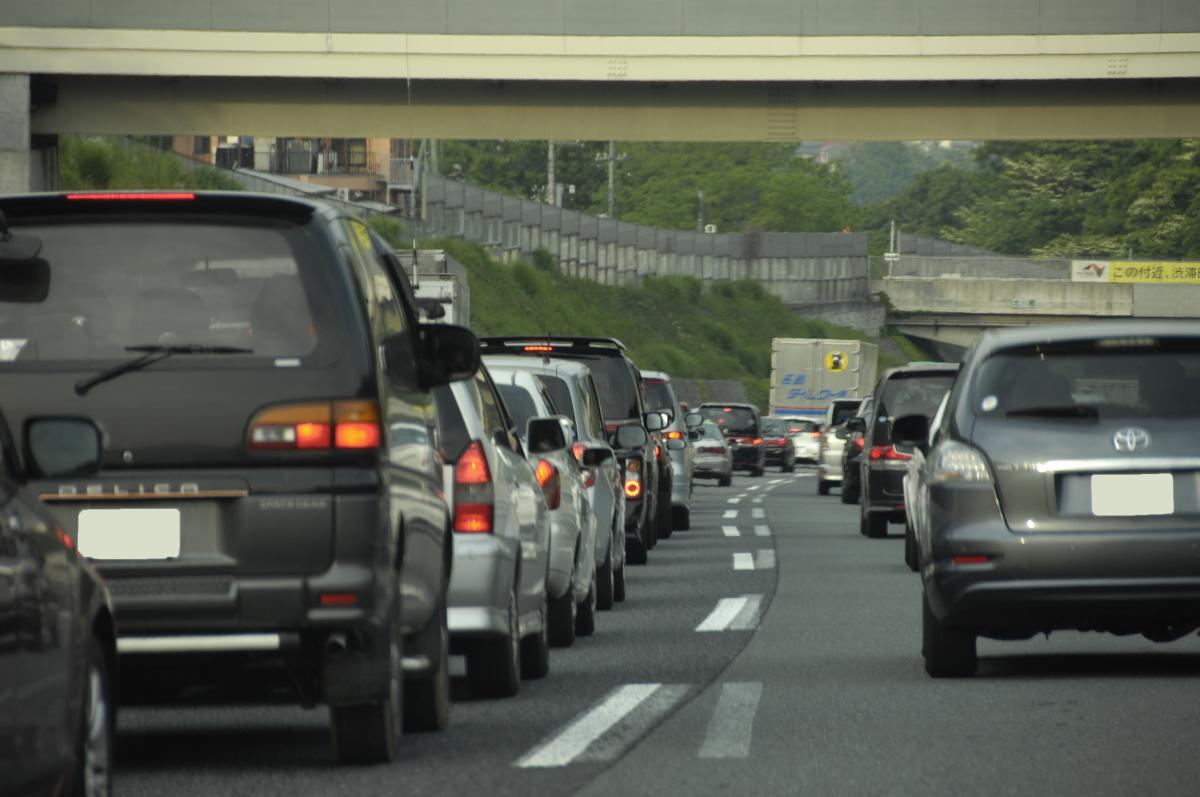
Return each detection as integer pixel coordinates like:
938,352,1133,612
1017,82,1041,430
1090,473,1174,517
77,508,182,560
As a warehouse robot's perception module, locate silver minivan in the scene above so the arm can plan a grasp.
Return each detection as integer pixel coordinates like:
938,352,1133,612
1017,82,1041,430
641,371,699,531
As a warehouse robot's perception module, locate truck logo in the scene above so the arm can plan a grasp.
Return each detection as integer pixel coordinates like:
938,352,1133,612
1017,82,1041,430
825,351,848,372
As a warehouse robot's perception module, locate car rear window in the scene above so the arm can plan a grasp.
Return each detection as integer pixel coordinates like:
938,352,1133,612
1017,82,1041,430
700,422,725,440
785,420,816,434
699,406,758,435
828,400,861,426
643,379,676,413
875,372,956,440
497,383,540,430
555,354,640,422
0,218,331,365
972,340,1200,419
762,418,785,436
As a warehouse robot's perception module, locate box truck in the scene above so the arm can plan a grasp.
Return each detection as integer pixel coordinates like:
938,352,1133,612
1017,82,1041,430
768,338,878,418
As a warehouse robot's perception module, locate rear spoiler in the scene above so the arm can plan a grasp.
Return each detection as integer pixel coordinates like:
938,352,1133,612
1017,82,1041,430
479,336,627,355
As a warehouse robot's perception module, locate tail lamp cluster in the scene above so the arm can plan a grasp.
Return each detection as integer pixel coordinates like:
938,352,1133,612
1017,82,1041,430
869,444,912,462
248,400,382,451
624,458,643,499
454,441,494,533
535,458,562,510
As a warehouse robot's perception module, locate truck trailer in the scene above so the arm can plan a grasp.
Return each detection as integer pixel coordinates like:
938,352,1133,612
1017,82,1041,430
768,338,878,419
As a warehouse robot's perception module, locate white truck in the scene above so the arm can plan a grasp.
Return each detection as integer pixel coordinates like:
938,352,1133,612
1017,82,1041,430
392,249,471,325
768,338,878,419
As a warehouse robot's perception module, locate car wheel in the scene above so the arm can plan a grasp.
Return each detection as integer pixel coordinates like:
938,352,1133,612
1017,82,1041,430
332,593,403,763
751,466,764,477
548,573,578,647
718,474,732,487
818,479,830,496
519,594,551,680
904,521,919,572
657,492,674,540
644,500,658,550
626,536,648,566
922,592,977,678
672,505,690,531
576,571,597,637
840,484,857,504
596,547,615,611
403,592,450,733
71,638,114,796
613,560,627,602
466,582,521,698
865,510,888,539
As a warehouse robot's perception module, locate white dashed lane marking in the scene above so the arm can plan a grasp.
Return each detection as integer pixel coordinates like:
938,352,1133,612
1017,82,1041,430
755,549,776,570
726,497,742,505
770,478,784,485
751,508,765,519
752,496,764,504
696,595,763,632
733,552,754,571
723,510,738,520
754,525,771,537
698,682,764,760
721,525,741,538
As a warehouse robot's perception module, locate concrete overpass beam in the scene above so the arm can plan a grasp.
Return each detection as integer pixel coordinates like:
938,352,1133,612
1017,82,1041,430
0,74,30,193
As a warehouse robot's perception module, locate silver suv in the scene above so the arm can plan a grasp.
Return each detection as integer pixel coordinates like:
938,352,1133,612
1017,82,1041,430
641,371,699,532
817,398,864,495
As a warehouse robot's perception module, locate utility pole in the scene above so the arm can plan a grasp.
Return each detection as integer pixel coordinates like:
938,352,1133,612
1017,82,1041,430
696,189,706,232
594,141,625,218
546,141,556,206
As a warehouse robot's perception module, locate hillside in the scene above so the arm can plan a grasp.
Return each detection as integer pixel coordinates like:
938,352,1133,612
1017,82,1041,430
427,239,920,410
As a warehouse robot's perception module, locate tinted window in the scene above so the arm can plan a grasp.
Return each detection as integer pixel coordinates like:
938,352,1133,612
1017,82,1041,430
583,375,606,437
0,219,330,363
875,372,956,440
827,400,861,427
784,420,815,434
473,369,508,437
698,406,758,435
972,341,1200,419
433,385,470,461
700,422,725,440
643,380,676,413
761,418,785,436
539,375,577,428
555,354,639,422
497,383,539,431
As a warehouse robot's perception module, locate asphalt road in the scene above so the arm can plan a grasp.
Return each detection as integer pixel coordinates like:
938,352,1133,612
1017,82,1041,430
114,468,1200,796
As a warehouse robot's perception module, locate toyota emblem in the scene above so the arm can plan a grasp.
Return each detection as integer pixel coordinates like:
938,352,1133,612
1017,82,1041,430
1112,427,1151,453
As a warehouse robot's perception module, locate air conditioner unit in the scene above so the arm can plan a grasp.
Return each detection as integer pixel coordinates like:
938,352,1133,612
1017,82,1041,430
336,188,351,202
704,224,718,234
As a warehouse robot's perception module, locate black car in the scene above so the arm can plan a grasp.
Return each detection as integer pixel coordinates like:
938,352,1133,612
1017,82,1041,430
478,337,666,565
760,417,796,473
850,364,958,538
895,322,1200,677
0,191,479,763
697,403,765,477
0,415,116,796
839,396,873,504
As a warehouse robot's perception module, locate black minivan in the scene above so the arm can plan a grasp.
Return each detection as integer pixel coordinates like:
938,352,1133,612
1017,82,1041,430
0,192,479,763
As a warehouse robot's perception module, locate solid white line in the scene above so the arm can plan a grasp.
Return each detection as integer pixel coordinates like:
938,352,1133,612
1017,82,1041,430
733,552,755,570
698,682,764,760
696,597,749,632
754,525,771,537
721,525,741,537
723,509,738,519
516,684,661,768
755,550,776,570
751,508,765,519
730,595,763,630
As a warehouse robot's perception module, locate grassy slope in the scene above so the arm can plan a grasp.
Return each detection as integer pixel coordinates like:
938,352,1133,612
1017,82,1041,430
430,239,916,410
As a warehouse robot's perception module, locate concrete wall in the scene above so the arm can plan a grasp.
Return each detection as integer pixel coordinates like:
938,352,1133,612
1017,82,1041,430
792,299,887,336
1133,284,1200,317
419,174,870,304
0,75,29,195
7,1,1198,35
878,276,1134,317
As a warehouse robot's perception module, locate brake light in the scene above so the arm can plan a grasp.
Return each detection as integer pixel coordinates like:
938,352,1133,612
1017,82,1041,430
869,445,911,461
535,459,562,510
811,431,821,439
248,401,381,451
454,441,494,533
768,437,787,446
751,438,762,446
571,442,597,488
319,592,359,607
855,437,865,449
523,345,554,352
666,430,683,440
624,458,642,499
655,443,662,457
723,407,733,412
66,192,195,201
952,554,991,566
624,479,642,498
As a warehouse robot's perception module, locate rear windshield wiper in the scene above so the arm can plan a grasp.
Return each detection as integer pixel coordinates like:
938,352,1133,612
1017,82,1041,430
75,344,253,396
1005,405,1099,420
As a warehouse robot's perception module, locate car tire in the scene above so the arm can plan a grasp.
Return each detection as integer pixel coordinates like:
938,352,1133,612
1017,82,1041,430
596,548,615,611
520,595,551,680
672,506,690,531
865,510,888,539
718,474,732,487
466,583,521,699
904,521,919,572
657,493,674,540
614,560,627,602
818,479,830,496
626,536,647,566
403,592,450,733
548,574,577,647
644,501,659,551
922,592,977,678
576,571,597,637
332,594,403,763
70,637,114,795
840,484,857,504
751,466,764,477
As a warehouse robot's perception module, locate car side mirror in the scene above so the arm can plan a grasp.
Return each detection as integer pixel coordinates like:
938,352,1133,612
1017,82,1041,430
26,417,103,478
527,416,568,454
581,446,613,468
684,412,702,429
613,424,648,450
416,323,479,388
891,414,931,454
643,412,665,432
665,437,687,451
844,416,866,434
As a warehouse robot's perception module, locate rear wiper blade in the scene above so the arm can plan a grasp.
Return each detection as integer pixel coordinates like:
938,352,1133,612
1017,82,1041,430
1005,405,1099,419
75,344,253,396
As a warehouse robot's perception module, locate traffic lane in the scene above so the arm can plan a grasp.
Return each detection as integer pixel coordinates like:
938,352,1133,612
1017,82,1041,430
112,475,780,797
582,473,1200,797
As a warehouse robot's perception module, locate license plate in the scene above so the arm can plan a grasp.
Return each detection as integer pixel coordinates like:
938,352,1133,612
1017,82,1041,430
1090,473,1174,517
77,508,182,560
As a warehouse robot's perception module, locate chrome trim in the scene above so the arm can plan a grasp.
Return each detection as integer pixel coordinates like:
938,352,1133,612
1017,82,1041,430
117,633,281,654
1036,458,1200,474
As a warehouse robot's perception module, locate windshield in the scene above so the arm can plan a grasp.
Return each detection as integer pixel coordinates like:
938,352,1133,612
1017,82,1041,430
0,219,325,364
973,341,1200,420
699,405,758,435
554,353,639,422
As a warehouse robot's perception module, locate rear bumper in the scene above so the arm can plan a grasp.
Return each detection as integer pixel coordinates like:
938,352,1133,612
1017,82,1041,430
763,446,791,465
864,463,905,514
731,447,763,470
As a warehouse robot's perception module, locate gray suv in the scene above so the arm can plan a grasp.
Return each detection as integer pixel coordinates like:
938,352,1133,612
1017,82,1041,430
642,371,699,532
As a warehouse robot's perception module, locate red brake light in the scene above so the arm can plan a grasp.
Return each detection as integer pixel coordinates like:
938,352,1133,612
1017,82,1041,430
296,421,332,449
752,438,763,446
723,407,733,412
811,431,821,439
523,345,554,352
952,555,991,566
855,437,865,449
454,441,494,533
248,401,380,451
869,445,911,461
66,192,195,201
624,479,642,498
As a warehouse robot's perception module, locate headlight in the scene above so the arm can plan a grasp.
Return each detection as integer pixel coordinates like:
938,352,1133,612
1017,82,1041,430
930,441,993,484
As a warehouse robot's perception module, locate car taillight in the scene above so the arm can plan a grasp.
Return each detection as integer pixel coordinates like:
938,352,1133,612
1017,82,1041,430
699,446,725,454
855,437,865,449
523,345,554,352
66,191,195,201
624,458,642,499
666,430,683,440
868,445,911,461
751,438,762,446
535,459,562,509
248,400,381,451
768,437,787,446
454,441,494,533
811,431,821,439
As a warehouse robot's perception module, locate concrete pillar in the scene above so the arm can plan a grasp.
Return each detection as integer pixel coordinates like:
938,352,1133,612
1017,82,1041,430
0,74,31,193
